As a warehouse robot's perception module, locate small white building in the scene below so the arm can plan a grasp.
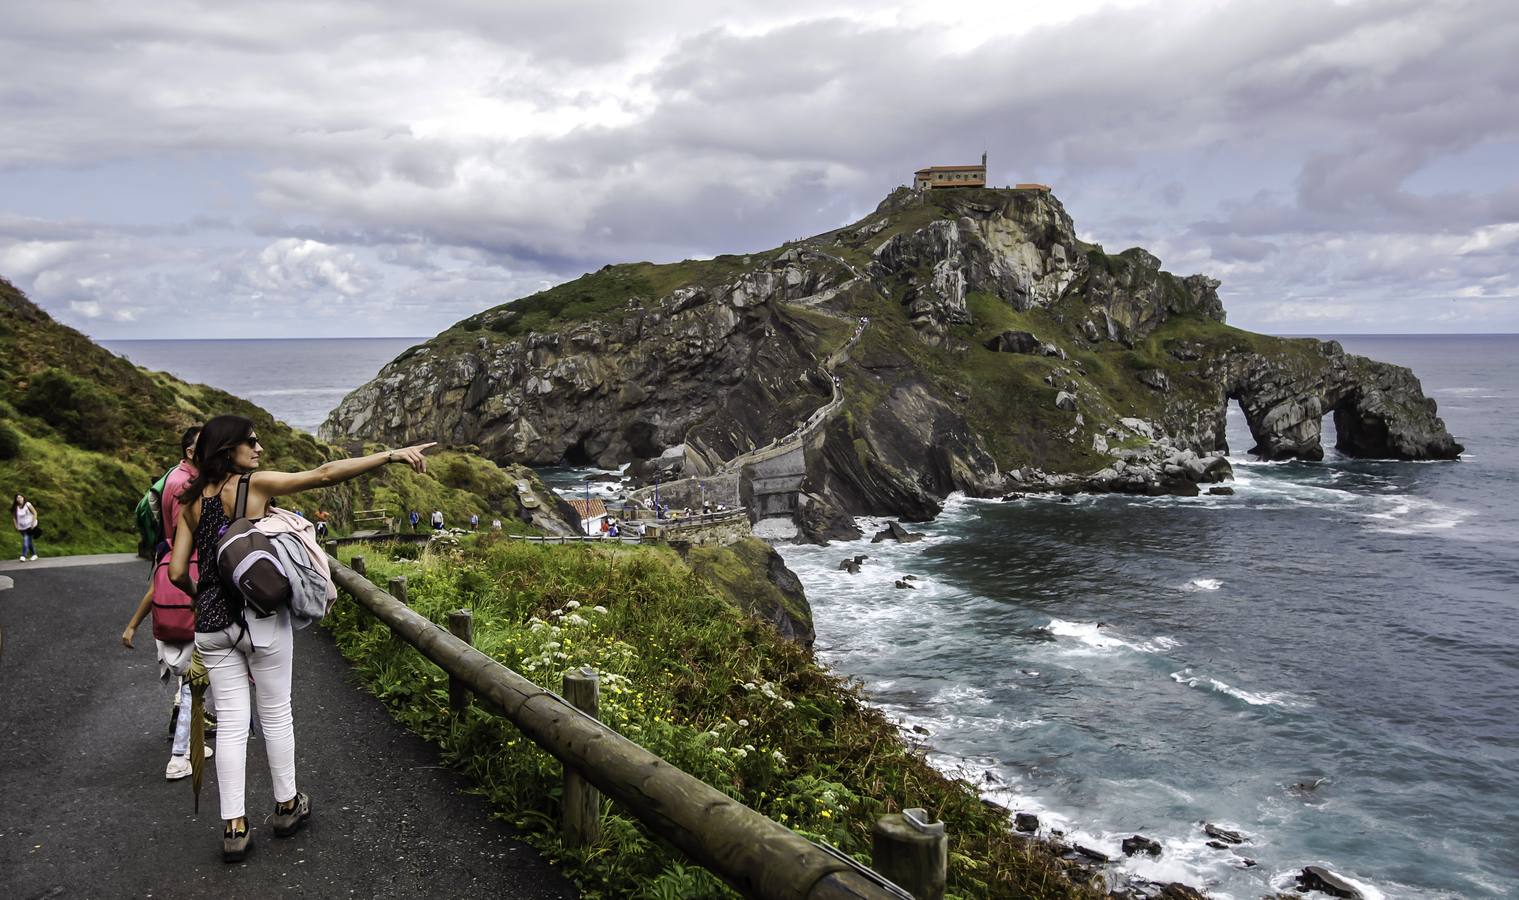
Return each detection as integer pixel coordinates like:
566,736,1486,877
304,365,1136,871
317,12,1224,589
567,498,609,535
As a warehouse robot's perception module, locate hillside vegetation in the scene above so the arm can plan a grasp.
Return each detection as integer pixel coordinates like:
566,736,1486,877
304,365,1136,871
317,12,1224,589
0,277,559,557
329,538,1105,900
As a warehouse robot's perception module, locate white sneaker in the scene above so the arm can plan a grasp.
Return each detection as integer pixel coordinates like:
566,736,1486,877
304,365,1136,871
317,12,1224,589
28,555,37,561
165,756,192,780
16,556,22,561
204,744,215,760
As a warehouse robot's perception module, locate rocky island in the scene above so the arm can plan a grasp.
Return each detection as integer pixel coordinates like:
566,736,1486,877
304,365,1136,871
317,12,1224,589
321,186,1462,541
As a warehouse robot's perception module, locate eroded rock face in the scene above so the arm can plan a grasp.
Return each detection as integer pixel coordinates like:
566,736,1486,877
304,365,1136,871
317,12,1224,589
321,257,842,467
322,187,1463,539
1210,342,1463,461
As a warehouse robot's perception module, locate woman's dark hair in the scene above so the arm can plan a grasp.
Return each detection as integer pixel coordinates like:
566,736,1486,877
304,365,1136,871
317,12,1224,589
180,425,203,459
12,493,23,509
178,415,255,505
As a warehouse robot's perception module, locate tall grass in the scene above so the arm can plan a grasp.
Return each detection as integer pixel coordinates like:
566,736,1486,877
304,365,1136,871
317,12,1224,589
325,539,1102,899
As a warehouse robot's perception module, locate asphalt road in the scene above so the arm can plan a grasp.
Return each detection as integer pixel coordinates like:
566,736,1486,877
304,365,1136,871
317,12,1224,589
0,559,578,900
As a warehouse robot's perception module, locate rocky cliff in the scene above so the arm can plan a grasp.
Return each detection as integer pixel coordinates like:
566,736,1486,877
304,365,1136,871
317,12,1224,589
322,187,1462,540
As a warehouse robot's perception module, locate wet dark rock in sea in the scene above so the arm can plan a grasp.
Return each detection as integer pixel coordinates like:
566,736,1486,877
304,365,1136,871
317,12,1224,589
894,579,915,589
1206,840,1229,850
1297,865,1363,898
1014,812,1039,832
1122,835,1163,857
872,521,924,543
1207,486,1234,495
1203,822,1246,844
1065,843,1109,864
837,558,861,573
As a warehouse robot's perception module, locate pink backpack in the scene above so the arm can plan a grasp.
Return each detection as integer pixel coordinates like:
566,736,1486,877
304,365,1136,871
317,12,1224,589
151,554,198,643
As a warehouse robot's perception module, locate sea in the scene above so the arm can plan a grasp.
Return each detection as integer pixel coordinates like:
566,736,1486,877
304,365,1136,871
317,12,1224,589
104,335,1519,899
102,338,423,435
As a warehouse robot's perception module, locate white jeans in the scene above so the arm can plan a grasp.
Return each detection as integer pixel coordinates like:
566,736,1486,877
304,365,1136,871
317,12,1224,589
195,611,298,820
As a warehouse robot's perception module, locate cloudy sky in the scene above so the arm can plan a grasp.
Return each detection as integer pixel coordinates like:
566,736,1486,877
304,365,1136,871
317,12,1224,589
2,0,1516,339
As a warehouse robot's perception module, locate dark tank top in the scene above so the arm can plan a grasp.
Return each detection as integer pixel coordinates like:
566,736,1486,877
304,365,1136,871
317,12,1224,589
192,493,235,633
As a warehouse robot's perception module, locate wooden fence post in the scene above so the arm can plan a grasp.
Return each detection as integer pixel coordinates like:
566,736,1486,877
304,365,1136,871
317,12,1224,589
562,667,601,847
388,575,408,606
872,809,946,900
447,610,474,713
324,540,338,558
350,555,366,579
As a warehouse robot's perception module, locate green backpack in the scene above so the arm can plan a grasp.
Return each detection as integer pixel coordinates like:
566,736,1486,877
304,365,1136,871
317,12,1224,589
134,466,176,559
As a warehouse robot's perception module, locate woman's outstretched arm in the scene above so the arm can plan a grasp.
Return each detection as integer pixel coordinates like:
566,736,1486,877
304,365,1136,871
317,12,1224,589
254,442,436,499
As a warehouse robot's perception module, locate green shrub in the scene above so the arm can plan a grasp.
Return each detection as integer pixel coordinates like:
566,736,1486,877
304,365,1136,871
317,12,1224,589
18,367,125,451
0,422,20,460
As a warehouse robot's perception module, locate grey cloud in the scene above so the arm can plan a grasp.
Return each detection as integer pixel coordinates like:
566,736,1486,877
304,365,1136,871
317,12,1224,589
3,0,1519,337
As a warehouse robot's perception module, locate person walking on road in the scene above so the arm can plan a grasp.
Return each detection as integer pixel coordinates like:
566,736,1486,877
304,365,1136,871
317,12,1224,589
12,493,39,560
121,426,211,780
168,414,434,862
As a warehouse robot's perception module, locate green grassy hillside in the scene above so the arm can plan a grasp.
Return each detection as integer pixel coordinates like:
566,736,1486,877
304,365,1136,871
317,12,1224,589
0,277,555,557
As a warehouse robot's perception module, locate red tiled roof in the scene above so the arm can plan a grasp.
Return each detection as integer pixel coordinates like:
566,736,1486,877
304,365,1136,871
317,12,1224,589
915,165,986,173
567,498,608,519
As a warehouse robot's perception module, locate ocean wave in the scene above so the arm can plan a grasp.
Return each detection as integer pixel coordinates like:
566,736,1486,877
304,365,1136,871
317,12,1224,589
1171,668,1306,709
1184,578,1223,592
1037,619,1180,656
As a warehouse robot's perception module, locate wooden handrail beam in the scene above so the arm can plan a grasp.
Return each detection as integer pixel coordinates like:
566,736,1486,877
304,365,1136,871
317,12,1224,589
329,560,911,900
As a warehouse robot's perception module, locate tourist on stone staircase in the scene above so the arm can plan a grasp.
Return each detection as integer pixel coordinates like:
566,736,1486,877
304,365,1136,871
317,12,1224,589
168,414,435,862
11,493,39,560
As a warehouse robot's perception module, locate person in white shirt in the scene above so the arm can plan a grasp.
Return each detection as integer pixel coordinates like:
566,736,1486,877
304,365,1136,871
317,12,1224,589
11,493,38,560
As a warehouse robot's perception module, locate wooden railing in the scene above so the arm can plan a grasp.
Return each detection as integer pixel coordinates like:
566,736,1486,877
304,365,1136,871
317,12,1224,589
325,549,947,900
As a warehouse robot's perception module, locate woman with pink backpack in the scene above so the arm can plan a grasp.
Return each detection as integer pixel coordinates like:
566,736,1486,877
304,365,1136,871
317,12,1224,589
121,426,209,780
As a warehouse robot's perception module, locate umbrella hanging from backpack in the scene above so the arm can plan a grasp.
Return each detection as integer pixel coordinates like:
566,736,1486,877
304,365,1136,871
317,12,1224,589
188,649,208,812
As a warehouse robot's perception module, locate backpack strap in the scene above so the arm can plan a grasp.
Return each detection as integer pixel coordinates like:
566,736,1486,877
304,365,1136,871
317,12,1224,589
234,474,252,520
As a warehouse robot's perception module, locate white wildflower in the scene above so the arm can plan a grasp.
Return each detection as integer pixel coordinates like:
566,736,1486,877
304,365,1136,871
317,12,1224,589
565,600,581,610
592,605,609,614
738,719,749,727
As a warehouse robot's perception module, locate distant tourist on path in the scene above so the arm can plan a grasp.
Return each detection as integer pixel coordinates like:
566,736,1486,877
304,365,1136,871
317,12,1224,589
431,509,444,530
314,509,330,541
121,426,211,780
469,513,479,532
490,517,502,531
12,493,39,560
409,510,420,532
169,414,435,862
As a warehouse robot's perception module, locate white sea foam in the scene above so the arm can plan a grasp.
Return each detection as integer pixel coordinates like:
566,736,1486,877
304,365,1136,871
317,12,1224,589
1185,578,1223,592
1037,619,1180,656
1042,618,1127,650
1360,495,1468,535
1171,668,1306,709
